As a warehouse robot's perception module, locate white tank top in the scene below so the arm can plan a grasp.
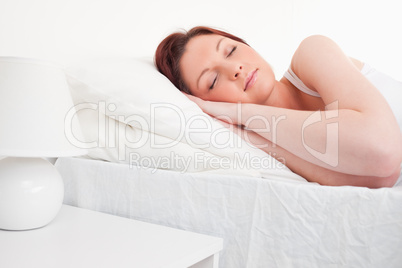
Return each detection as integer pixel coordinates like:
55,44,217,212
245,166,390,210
283,67,321,97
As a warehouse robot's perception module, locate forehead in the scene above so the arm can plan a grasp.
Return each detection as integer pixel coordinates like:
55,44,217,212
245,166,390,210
186,34,223,53
180,34,224,90
181,34,223,66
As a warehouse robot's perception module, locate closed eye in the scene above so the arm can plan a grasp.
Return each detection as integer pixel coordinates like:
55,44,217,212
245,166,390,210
227,46,237,57
209,46,237,90
209,76,217,90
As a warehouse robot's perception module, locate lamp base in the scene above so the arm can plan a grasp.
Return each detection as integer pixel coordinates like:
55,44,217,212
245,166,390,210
0,157,64,230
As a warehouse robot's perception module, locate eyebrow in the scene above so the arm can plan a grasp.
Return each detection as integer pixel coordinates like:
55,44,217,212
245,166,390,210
196,37,225,90
216,37,224,52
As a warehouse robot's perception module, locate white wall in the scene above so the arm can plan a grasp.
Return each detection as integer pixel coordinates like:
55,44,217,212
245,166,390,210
0,0,401,80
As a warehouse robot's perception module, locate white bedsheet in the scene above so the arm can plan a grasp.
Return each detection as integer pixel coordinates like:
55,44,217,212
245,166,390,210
57,157,402,268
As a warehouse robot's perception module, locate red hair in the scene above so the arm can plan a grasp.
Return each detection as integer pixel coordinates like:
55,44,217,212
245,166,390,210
154,26,247,94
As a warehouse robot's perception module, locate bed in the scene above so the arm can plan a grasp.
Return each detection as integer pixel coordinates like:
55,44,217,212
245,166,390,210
56,156,402,268
56,56,402,268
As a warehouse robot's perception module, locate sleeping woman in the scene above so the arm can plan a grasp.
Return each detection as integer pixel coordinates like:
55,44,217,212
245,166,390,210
154,26,402,188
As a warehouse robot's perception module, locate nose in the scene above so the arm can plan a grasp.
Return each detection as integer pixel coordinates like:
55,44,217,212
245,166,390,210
226,64,243,80
234,66,243,79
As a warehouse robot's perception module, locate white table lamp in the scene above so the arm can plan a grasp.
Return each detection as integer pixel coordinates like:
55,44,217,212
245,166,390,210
0,57,86,230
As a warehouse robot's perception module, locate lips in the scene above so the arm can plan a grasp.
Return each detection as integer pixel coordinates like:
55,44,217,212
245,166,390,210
244,69,258,91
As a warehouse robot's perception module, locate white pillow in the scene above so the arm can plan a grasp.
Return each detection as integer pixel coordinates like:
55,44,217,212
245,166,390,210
64,57,305,182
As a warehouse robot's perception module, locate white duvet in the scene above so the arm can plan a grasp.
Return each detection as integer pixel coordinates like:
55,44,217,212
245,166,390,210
57,157,402,268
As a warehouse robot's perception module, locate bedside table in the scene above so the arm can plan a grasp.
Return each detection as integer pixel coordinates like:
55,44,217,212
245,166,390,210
0,205,223,268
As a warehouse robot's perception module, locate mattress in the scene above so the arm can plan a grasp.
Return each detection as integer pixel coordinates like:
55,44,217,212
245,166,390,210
56,157,402,268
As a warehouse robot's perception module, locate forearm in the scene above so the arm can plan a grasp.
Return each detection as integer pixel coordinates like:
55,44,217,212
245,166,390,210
240,104,402,177
201,101,401,176
236,126,399,188
241,104,358,173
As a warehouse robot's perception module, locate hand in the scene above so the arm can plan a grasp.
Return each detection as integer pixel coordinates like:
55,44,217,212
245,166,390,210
183,92,238,124
183,92,245,126
182,92,206,109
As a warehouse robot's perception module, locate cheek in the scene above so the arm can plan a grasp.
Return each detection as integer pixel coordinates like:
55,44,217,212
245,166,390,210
209,88,243,102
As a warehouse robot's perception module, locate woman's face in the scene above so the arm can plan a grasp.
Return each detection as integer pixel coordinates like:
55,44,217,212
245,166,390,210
180,34,276,104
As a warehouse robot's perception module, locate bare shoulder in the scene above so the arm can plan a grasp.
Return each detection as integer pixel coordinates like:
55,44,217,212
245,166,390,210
292,35,363,69
293,35,340,58
291,35,344,76
289,35,361,93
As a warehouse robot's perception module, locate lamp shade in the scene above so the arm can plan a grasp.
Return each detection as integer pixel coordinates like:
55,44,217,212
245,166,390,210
0,57,85,157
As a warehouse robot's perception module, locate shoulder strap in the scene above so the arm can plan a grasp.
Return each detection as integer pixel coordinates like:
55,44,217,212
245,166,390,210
283,68,321,97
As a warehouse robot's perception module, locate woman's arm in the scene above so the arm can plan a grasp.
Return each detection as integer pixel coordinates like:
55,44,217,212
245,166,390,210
285,35,402,176
190,98,401,177
229,122,400,188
